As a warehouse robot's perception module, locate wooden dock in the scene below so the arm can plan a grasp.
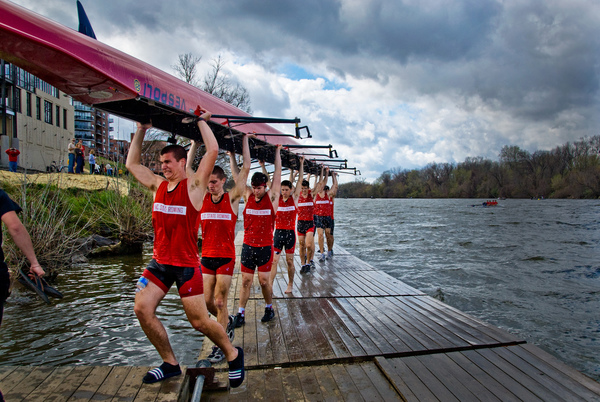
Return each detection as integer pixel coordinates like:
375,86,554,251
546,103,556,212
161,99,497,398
2,233,600,401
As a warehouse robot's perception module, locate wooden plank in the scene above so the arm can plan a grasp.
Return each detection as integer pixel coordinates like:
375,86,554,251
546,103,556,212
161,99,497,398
266,301,290,364
242,297,259,367
309,298,353,359
375,356,418,401
275,299,306,362
327,298,380,356
110,366,147,401
401,356,460,402
67,366,114,401
417,296,522,344
296,366,323,401
3,366,56,401
446,351,520,401
345,363,387,401
416,353,487,401
0,366,31,395
93,366,131,400
328,364,364,401
365,296,435,352
460,349,543,401
360,361,403,401
256,299,275,366
388,297,467,350
380,357,440,401
295,298,336,361
312,365,344,401
25,366,75,402
408,296,517,344
352,297,414,353
520,343,600,396
264,368,285,402
336,297,397,354
280,367,305,401
246,367,267,401
317,298,366,357
45,367,94,402
493,345,594,401
401,296,498,346
0,366,16,382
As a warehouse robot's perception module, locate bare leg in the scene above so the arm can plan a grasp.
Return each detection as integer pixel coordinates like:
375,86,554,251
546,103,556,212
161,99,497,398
325,228,333,252
258,271,272,305
269,252,282,288
238,272,254,310
203,274,218,317
317,228,325,256
134,282,176,365
285,253,295,293
182,294,238,362
306,231,315,262
298,235,307,264
214,274,233,331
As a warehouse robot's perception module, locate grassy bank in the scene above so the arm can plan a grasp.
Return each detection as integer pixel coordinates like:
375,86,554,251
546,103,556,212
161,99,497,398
0,171,153,279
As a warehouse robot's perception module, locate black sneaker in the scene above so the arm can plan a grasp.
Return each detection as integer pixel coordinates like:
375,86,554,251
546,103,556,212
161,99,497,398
261,306,275,322
234,312,245,328
227,315,235,342
300,264,309,274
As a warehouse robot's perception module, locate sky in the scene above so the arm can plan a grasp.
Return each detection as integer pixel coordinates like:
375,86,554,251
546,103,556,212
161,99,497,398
9,0,600,183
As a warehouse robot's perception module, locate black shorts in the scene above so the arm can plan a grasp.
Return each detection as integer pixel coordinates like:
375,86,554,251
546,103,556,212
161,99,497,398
201,257,234,276
142,259,203,297
241,244,273,273
314,215,333,229
273,229,296,254
297,220,315,235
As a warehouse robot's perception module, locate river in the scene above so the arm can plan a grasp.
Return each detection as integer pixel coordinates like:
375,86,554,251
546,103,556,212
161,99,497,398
1,198,599,382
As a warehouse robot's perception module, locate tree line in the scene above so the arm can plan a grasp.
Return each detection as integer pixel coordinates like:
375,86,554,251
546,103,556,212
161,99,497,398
339,136,600,199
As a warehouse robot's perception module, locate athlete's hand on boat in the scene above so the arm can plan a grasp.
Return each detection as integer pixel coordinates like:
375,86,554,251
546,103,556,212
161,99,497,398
137,121,152,130
28,263,45,278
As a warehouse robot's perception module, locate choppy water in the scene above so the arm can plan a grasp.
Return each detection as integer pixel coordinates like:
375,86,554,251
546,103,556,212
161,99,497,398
1,198,599,382
334,198,600,381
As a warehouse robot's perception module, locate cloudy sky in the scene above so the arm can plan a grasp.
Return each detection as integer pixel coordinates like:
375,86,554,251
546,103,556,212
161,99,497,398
10,0,600,183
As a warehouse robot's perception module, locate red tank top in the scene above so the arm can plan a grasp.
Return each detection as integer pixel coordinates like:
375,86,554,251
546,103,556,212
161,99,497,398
314,193,331,217
152,179,201,267
200,192,237,258
276,196,297,230
243,193,275,247
297,193,314,221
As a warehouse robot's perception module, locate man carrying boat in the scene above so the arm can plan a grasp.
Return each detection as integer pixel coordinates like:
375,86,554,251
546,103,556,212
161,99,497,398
234,146,282,326
269,157,305,293
297,173,317,273
314,167,338,262
186,133,251,363
125,112,244,387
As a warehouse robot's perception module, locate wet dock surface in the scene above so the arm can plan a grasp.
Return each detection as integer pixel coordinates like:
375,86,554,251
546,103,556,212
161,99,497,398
2,233,599,401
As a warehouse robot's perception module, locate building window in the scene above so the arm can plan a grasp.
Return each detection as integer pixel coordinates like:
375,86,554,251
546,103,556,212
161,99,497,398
44,100,53,124
36,96,41,120
15,88,21,114
63,109,67,129
56,105,60,127
26,92,32,116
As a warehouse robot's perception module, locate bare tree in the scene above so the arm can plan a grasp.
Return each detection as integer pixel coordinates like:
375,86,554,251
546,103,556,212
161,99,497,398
172,52,202,86
202,55,252,113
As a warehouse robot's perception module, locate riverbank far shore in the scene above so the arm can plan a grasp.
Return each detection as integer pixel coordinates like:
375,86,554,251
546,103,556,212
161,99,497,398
0,170,129,196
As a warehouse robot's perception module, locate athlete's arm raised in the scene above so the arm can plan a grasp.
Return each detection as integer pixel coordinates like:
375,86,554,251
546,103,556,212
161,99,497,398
259,160,272,189
228,151,239,182
126,122,164,194
292,156,305,201
270,145,283,212
186,140,199,177
230,133,252,210
188,110,218,210
329,171,338,198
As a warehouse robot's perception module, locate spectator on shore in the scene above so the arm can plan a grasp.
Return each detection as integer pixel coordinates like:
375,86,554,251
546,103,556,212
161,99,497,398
4,148,20,172
74,143,84,174
67,139,75,173
88,150,96,175
106,163,113,176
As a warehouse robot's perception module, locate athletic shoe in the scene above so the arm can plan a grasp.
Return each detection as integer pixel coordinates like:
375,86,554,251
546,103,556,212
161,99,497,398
227,315,235,342
319,253,326,262
228,347,245,388
300,264,309,274
310,260,316,269
208,346,225,363
261,306,275,322
234,312,245,328
327,250,334,259
142,362,182,384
